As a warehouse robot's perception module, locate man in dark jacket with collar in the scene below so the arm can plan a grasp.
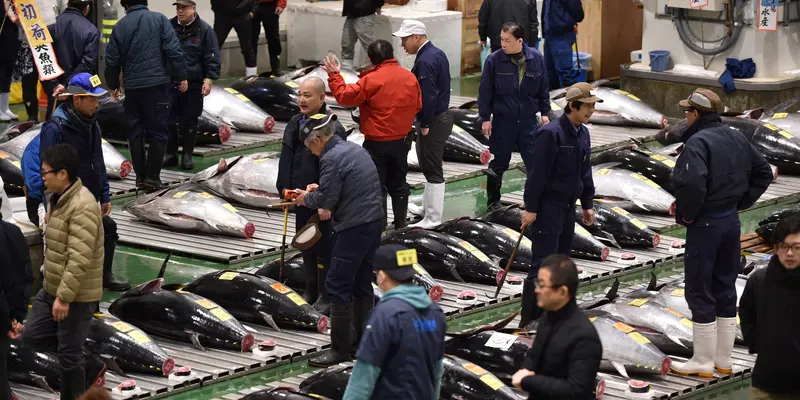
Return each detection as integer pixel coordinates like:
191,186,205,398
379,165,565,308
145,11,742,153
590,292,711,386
479,0,539,53
294,113,384,368
512,254,602,400
277,77,347,315
105,0,187,191
541,0,583,89
164,0,221,170
211,0,257,77
519,82,597,328
36,73,131,292
740,215,800,399
393,20,452,229
478,22,550,210
670,88,772,378
45,0,101,121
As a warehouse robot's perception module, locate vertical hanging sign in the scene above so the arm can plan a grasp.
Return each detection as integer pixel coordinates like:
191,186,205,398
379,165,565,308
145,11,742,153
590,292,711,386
4,0,17,22
758,0,779,32
14,0,64,81
689,0,709,9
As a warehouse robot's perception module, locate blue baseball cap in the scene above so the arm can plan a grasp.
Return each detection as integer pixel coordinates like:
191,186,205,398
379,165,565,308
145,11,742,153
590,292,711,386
67,73,108,97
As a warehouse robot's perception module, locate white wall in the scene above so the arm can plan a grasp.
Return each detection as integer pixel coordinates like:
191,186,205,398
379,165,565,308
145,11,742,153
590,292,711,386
641,0,800,79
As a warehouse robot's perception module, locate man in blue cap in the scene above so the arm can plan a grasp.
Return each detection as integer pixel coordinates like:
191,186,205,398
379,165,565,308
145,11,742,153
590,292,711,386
342,244,446,400
22,72,131,292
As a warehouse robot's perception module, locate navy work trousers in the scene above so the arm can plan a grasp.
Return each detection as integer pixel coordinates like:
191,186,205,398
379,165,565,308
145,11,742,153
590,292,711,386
296,206,336,274
169,83,204,126
488,118,538,182
124,84,171,142
684,213,741,323
527,201,576,279
544,32,579,89
326,219,383,304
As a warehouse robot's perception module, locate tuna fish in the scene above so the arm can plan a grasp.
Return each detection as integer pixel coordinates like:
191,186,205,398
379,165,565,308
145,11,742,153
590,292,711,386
108,277,255,352
444,330,533,383
444,125,492,165
572,223,610,261
592,144,676,194
450,101,488,145
101,139,133,179
8,338,108,393
756,222,776,243
298,364,353,399
348,129,420,169
123,183,256,238
0,150,24,195
0,124,41,159
243,388,330,400
758,205,800,226
550,86,668,129
196,111,234,145
190,153,282,208
229,76,301,122
182,270,329,333
440,354,525,399
0,120,37,143
205,85,276,133
759,99,800,136
591,164,675,214
86,312,175,376
434,216,535,271
576,201,661,248
255,253,307,292
289,65,360,95
382,227,504,285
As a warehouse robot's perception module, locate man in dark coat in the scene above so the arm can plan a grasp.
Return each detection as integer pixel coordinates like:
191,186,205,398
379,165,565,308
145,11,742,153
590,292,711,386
478,0,539,53
211,0,257,77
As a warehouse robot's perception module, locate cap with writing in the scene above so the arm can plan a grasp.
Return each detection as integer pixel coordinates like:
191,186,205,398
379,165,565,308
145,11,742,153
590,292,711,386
375,244,419,281
299,113,337,142
67,73,107,97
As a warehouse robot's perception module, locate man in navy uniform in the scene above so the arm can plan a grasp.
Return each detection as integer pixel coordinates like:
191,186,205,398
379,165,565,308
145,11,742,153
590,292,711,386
541,0,584,89
519,82,600,328
478,22,550,210
342,245,446,400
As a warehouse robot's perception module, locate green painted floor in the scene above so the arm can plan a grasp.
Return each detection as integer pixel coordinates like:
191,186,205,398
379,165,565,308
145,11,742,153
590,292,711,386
7,74,772,398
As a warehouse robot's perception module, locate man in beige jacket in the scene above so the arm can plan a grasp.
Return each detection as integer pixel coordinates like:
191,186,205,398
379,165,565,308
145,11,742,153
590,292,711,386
22,143,104,400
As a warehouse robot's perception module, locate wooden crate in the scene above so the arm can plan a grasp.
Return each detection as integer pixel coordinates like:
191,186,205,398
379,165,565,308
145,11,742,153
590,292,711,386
448,0,483,75
575,0,643,79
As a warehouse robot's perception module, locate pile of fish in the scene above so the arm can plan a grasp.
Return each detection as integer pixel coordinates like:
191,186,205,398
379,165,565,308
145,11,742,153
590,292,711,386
549,83,669,129
190,152,282,208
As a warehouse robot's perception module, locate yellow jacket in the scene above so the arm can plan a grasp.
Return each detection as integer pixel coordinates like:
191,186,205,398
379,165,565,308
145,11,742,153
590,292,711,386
43,179,104,303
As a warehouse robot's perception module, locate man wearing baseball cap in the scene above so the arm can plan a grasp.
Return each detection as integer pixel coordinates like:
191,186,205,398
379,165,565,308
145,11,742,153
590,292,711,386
24,72,131,292
342,245,446,400
393,20,453,229
294,113,385,368
670,88,773,378
517,82,599,328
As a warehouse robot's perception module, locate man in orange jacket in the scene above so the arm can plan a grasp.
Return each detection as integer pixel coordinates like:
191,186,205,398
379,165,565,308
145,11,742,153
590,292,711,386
324,39,422,230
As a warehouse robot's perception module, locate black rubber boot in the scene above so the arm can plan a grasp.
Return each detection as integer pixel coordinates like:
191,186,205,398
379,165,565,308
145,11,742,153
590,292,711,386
143,140,167,191
181,124,197,170
163,123,180,167
270,55,282,77
519,278,541,329
127,138,147,187
25,101,38,122
308,302,353,367
392,195,408,230
303,256,319,305
351,296,374,352
312,265,331,316
485,169,502,210
59,366,86,400
102,226,130,291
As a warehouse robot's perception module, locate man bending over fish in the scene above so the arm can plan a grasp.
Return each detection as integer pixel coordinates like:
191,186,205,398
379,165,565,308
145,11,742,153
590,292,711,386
277,77,347,315
294,113,384,367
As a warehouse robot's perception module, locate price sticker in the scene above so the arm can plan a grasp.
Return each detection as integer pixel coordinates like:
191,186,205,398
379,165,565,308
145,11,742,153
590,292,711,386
196,299,216,309
631,173,661,188
458,241,490,263
615,89,631,95
271,282,292,294
198,192,215,199
0,152,7,159
218,271,239,280
595,168,611,176
629,298,649,307
396,249,418,266
614,322,635,333
89,75,102,87
236,94,251,102
628,94,641,102
287,292,308,306
480,374,504,390
588,317,597,322
463,363,488,376
671,288,685,297
484,331,518,351
779,130,794,139
224,88,239,94
630,218,648,230
10,161,20,169
173,191,189,198
222,203,238,213
111,321,134,333
550,102,561,111
285,81,299,88
773,112,788,119
128,330,151,344
628,332,650,345
665,307,683,317
662,159,676,168
412,264,428,276
501,228,532,248
612,207,629,216
680,318,693,328
211,307,232,321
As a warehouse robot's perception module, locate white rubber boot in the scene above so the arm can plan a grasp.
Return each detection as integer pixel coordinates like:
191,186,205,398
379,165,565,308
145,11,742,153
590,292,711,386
0,93,10,122
671,320,717,378
408,183,426,217
410,182,444,229
0,93,18,120
245,67,258,77
714,317,737,374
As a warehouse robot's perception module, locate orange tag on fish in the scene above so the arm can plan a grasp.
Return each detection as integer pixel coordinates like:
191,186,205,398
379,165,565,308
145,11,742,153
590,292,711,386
198,192,215,199
195,299,217,309
614,322,635,333
665,307,683,317
271,282,292,294
0,152,8,159
463,363,488,376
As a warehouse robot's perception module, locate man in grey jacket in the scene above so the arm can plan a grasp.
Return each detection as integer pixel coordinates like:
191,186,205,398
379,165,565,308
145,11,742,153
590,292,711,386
294,113,384,368
105,0,187,191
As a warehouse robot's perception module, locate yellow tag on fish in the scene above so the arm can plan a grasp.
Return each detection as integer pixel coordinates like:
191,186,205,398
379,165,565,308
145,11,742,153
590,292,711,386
588,317,597,322
173,191,189,198
198,192,215,199
680,318,693,328
764,123,780,131
224,88,239,94
218,271,239,280
480,374,504,390
271,282,292,294
111,321,134,333
630,219,648,230
773,112,788,119
89,75,102,87
628,94,641,102
396,249,418,266
101,138,108,144
93,312,107,319
611,207,629,216
222,203,238,213
650,154,667,161
614,322,635,333
550,102,561,111
629,298,648,307
631,173,661,188
287,292,308,306
628,332,650,345
662,159,676,168
285,81,299,88
211,307,233,321
463,363,488,376
779,130,794,139
458,241,490,263
665,307,683,317
614,89,631,95
595,168,611,176
412,264,428,276
235,94,251,102
501,228,532,248
671,288,685,297
252,158,268,164
196,299,216,309
737,314,740,325
0,152,7,159
575,225,591,238
11,161,20,169
128,330,151,344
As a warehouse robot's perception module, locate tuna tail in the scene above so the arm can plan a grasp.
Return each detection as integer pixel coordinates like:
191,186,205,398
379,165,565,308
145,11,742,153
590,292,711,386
667,334,688,348
157,250,175,280
259,312,282,332
31,374,57,393
447,265,465,283
629,137,655,153
611,361,629,379
187,331,206,351
595,230,622,249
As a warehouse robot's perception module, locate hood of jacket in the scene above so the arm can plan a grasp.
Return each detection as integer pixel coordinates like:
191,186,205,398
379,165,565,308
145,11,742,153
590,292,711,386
380,284,432,310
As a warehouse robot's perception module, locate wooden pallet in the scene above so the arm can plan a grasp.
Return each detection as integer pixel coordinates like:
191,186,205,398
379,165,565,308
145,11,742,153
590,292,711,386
741,232,774,254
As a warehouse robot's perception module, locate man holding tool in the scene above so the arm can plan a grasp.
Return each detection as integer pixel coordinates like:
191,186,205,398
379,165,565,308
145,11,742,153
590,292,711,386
518,82,600,328
294,113,384,368
277,77,347,315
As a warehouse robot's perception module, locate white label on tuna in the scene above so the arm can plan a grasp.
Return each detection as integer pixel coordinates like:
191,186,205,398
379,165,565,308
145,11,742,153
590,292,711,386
484,332,518,350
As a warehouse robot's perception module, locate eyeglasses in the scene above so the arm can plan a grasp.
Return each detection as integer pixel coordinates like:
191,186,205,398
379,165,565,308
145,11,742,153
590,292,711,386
534,280,563,290
775,242,800,253
40,169,59,177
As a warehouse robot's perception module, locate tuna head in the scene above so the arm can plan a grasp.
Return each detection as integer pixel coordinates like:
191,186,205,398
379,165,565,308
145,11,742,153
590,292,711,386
0,126,41,159
86,313,175,376
551,87,668,129
586,310,671,378
101,139,132,179
197,153,282,208
440,355,522,400
205,85,276,133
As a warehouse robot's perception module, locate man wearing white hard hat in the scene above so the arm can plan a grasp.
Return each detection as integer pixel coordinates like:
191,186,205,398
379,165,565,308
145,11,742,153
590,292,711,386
393,20,452,228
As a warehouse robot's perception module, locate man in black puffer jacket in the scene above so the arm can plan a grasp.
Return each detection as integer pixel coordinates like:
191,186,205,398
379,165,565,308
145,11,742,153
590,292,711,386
478,0,539,53
105,0,187,191
211,0,258,77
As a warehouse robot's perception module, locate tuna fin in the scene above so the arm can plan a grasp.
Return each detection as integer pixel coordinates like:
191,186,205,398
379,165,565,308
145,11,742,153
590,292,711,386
447,265,466,283
259,311,282,332
101,356,128,377
595,230,622,249
668,334,688,348
157,250,175,279
31,374,57,393
629,137,654,153
446,310,521,337
632,199,652,212
457,100,479,110
580,280,618,310
646,272,658,291
187,331,206,351
606,279,620,301
611,361,629,379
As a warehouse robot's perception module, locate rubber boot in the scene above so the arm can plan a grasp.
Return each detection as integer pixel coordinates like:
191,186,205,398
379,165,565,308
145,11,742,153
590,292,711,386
25,101,38,122
408,188,425,217
270,55,282,77
392,195,408,230
303,255,319,305
127,137,147,187
163,123,180,167
102,228,130,291
485,170,502,210
410,182,444,229
312,264,331,316
381,193,389,230
143,140,167,191
352,297,374,349
671,320,717,378
714,317,738,374
181,125,197,170
519,278,540,329
0,93,18,120
59,366,86,400
308,302,353,367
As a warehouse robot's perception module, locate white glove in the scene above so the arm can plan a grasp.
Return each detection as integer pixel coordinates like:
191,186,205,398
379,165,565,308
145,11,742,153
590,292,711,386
38,203,46,231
